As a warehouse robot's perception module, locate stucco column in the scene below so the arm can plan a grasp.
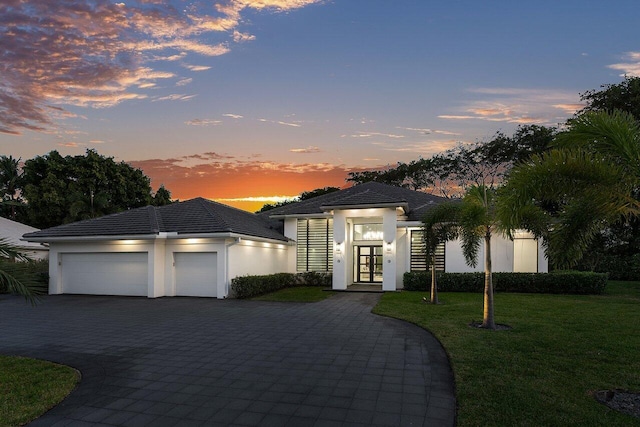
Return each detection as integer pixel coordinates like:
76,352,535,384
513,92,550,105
382,208,397,291
148,235,166,298
48,250,62,295
332,210,348,290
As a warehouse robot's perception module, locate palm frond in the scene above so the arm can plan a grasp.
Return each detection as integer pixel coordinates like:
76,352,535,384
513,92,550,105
422,202,462,260
0,237,31,262
555,110,640,176
0,260,46,305
499,146,640,267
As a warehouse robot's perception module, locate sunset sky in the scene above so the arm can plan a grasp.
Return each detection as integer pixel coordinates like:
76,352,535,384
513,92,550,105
2,0,640,211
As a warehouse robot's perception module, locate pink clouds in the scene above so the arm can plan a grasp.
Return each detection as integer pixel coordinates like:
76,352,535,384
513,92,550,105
438,87,583,126
0,0,323,135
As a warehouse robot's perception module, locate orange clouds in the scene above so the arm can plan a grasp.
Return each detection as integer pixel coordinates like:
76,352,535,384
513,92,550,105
0,0,323,135
130,153,360,212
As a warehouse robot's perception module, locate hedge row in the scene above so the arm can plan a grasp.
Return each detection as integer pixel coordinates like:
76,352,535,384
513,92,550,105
231,271,332,299
403,271,608,295
582,253,640,281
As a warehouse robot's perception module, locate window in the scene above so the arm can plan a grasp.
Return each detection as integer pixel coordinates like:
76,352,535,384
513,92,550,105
513,236,538,272
410,230,445,271
353,223,383,241
297,218,333,272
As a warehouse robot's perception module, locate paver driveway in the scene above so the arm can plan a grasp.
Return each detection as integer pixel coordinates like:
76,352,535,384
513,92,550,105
0,292,455,426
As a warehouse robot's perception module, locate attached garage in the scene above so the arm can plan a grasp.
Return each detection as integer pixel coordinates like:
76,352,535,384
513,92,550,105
23,197,293,298
174,252,217,297
61,252,148,296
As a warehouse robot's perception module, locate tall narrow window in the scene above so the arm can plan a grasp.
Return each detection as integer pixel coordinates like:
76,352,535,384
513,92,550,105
410,230,445,271
513,236,538,272
297,218,333,272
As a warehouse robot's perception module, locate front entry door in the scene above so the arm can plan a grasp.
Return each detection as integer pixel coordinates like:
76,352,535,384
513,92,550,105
356,245,383,283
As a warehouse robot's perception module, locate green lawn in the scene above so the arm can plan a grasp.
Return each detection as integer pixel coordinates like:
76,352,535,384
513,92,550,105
373,281,640,426
251,286,335,302
0,355,79,427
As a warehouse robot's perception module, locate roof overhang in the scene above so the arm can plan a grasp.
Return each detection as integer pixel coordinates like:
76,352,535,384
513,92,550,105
397,220,423,228
23,231,293,245
268,212,333,220
320,202,408,212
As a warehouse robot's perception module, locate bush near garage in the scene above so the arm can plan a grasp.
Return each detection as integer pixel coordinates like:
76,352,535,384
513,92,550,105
231,271,332,299
403,271,607,295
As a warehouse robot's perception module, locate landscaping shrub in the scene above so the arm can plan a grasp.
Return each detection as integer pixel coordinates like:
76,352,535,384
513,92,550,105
231,271,332,298
296,271,332,287
403,270,607,295
585,253,640,281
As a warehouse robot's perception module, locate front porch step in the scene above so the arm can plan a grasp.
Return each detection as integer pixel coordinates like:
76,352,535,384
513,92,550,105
325,284,388,293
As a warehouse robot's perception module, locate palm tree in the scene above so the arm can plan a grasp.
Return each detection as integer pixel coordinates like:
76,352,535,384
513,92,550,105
423,185,504,329
498,111,640,268
422,203,459,304
0,239,45,305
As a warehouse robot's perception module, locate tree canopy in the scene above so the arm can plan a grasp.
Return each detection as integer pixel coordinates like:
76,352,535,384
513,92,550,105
578,75,640,121
257,186,341,213
498,111,640,268
4,150,173,229
0,155,25,220
347,125,555,198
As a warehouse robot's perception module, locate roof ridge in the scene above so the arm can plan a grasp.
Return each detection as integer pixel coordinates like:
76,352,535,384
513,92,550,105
196,197,233,231
147,205,160,233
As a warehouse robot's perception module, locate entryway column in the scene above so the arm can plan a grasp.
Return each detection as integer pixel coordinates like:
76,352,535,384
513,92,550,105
332,210,348,290
382,208,397,291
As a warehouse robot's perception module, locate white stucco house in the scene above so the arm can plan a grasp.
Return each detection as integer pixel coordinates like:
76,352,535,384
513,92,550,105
23,182,547,298
1,216,48,260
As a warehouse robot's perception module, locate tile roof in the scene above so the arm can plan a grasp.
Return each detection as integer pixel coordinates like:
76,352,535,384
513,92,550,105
23,198,288,241
262,181,447,221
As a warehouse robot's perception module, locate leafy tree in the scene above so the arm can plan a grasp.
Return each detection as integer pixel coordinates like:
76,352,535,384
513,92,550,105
258,187,340,213
0,239,45,305
347,125,555,198
570,76,640,275
152,185,173,206
423,185,504,329
498,111,640,268
578,76,640,120
21,150,155,228
0,155,25,219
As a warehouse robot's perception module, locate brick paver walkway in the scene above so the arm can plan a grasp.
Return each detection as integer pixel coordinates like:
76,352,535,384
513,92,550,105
0,292,455,426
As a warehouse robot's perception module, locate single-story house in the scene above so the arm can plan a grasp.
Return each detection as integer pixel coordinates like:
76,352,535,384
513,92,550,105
1,216,48,260
23,182,547,298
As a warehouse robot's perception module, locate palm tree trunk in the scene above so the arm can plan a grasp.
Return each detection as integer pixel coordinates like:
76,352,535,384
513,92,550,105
430,253,439,304
482,231,496,329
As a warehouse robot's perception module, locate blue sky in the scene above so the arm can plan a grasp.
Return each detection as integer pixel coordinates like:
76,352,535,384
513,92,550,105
2,0,639,210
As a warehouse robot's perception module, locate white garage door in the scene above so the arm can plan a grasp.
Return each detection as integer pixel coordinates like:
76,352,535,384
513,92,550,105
61,252,148,296
174,252,217,297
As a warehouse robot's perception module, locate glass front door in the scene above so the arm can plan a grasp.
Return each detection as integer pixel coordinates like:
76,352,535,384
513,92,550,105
356,245,383,283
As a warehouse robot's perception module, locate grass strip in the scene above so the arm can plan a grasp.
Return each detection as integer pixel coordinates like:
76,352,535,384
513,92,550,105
0,355,79,427
373,281,640,426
